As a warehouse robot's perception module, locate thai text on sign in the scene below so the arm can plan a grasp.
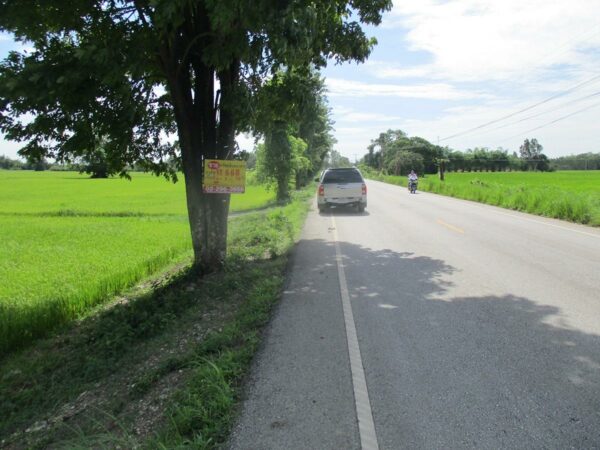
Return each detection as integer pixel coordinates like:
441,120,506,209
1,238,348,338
202,159,246,194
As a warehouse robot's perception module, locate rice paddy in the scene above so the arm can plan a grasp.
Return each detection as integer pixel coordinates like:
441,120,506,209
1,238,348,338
0,170,276,354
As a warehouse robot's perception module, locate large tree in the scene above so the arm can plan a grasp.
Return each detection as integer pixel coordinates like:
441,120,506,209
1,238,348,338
253,67,333,199
365,129,441,174
0,0,391,272
519,138,545,171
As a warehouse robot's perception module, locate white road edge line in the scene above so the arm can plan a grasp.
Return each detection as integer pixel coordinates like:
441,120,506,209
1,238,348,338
331,215,380,450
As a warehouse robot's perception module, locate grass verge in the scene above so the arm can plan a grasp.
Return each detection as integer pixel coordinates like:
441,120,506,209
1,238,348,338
0,188,313,449
366,171,600,226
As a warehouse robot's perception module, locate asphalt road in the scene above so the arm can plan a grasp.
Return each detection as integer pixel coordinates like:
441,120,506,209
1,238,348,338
228,179,600,449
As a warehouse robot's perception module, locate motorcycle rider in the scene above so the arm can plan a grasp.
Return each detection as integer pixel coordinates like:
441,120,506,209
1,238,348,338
408,169,418,192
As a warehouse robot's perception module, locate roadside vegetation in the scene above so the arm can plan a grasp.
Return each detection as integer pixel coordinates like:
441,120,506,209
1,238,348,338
0,170,277,355
0,186,313,449
359,128,600,226
0,1,390,447
365,169,600,226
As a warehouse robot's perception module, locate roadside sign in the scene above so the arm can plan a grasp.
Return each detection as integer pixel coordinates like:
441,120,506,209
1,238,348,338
202,159,246,194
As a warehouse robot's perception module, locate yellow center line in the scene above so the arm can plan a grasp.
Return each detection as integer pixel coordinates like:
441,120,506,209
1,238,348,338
437,218,465,234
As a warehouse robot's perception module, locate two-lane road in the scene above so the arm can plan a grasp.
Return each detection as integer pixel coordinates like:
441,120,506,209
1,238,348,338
229,180,600,449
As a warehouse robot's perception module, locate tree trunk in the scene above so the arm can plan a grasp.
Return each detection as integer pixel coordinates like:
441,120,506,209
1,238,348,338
182,161,230,272
162,63,231,272
157,25,240,273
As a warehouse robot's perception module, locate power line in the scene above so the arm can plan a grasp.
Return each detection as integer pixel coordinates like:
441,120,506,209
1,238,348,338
534,25,600,67
436,24,600,143
502,100,600,142
439,72,600,142
473,89,600,135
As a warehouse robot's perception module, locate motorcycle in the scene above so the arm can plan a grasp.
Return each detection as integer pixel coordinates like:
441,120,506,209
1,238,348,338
408,179,418,194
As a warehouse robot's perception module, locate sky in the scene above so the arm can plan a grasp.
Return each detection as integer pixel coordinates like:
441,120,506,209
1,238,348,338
322,0,600,161
2,0,600,161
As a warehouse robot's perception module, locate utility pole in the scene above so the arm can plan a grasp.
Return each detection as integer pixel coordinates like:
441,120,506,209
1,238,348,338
437,136,445,181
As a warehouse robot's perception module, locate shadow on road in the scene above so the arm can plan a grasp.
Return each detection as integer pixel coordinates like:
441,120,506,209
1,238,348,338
297,238,600,448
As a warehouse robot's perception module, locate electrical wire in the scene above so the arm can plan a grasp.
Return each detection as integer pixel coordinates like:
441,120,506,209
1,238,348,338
471,89,600,136
502,100,600,142
439,72,600,142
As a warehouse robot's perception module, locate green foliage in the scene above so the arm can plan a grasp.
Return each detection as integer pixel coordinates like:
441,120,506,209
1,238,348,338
229,190,311,260
364,129,442,174
78,144,110,178
444,147,516,172
362,131,556,175
550,153,600,170
519,138,547,171
0,0,392,268
253,67,335,199
261,122,293,202
325,149,353,168
0,0,391,174
388,150,424,175
0,154,22,169
290,135,310,186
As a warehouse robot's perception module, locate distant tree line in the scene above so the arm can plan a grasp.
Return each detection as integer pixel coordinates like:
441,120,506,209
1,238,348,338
550,153,600,170
0,154,52,171
0,153,173,175
445,138,551,172
360,130,600,175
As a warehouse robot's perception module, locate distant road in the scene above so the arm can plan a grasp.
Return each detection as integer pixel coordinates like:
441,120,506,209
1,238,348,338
229,180,600,449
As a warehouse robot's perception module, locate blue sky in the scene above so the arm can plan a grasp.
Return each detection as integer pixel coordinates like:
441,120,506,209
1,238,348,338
321,0,600,161
2,0,600,161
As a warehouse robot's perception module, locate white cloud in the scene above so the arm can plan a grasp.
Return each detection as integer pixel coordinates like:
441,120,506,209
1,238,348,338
236,133,258,152
384,0,600,83
325,77,491,100
320,0,600,160
0,137,25,159
333,108,404,123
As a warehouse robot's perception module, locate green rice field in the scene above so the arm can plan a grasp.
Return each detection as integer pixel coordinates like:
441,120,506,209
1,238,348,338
0,170,276,355
376,170,600,226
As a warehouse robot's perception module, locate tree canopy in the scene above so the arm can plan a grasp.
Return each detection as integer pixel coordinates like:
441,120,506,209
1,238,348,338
0,0,392,271
363,129,442,175
253,67,334,200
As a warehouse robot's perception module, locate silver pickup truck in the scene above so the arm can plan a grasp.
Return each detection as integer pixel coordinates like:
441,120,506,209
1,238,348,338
317,167,367,213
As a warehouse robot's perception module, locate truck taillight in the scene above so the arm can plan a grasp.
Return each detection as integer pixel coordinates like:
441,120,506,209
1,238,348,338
362,183,367,195
318,185,324,196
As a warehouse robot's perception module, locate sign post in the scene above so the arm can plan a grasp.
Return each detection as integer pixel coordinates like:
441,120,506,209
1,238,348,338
202,159,246,194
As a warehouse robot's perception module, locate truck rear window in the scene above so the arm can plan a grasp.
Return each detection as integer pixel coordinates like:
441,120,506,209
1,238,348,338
322,169,363,183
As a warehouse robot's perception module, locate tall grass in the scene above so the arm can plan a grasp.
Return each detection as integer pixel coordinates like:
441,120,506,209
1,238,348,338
367,171,600,226
0,170,277,355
